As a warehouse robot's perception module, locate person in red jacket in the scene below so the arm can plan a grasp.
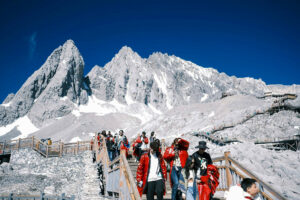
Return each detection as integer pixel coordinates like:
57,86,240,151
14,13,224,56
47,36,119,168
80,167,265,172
133,132,149,161
163,138,189,200
136,141,167,200
132,133,141,160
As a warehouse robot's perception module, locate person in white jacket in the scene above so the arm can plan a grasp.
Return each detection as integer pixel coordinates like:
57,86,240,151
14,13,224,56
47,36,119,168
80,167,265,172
224,178,262,200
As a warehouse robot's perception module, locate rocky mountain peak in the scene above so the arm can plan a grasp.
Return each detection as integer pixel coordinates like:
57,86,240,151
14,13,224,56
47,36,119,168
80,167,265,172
0,40,89,127
60,39,83,65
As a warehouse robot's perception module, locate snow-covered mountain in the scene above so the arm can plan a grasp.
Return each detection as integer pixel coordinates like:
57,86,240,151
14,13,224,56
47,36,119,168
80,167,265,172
0,39,299,142
88,46,268,112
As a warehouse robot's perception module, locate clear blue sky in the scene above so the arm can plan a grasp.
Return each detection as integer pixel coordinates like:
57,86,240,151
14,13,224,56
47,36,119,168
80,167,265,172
0,0,299,103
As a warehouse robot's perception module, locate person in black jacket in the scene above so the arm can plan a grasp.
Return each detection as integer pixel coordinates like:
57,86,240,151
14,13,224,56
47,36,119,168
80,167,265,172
150,131,156,143
192,141,212,178
106,132,115,161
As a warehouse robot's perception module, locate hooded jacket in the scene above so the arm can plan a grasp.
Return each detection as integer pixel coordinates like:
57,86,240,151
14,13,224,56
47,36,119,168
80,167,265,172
136,152,167,196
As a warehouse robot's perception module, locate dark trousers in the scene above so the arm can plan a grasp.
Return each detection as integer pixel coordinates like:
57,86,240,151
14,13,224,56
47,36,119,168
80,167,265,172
136,147,142,161
108,150,113,161
147,179,164,200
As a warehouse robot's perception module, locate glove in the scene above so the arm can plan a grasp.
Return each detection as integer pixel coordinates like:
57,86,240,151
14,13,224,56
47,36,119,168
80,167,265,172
200,175,209,183
138,181,143,187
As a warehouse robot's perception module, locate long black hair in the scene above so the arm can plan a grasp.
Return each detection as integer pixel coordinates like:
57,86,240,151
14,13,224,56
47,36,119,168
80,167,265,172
150,140,162,157
184,156,194,178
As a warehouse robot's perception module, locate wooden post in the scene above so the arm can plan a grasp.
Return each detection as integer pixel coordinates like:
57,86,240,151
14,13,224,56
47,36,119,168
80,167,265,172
59,142,64,157
32,136,34,148
60,193,65,200
77,141,79,154
40,192,44,200
46,145,49,158
59,141,62,157
4,141,6,154
224,151,232,189
18,138,21,150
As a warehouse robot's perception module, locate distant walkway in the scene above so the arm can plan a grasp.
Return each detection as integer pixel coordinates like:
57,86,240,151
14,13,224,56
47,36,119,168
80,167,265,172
255,134,300,151
0,136,91,163
193,132,240,146
258,92,297,100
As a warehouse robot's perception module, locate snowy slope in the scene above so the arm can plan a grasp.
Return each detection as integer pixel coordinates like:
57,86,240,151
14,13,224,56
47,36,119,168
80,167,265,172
126,95,274,138
0,149,100,199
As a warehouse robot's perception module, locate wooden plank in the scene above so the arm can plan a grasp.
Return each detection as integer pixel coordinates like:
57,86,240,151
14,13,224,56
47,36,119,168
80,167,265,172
109,157,121,167
213,156,225,163
108,166,120,173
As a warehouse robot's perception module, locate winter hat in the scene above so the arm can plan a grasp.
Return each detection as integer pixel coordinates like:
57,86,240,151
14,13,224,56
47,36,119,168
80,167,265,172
195,141,209,149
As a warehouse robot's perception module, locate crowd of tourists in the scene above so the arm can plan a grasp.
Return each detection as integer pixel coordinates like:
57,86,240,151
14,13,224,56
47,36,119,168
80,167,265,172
92,130,130,161
94,130,261,200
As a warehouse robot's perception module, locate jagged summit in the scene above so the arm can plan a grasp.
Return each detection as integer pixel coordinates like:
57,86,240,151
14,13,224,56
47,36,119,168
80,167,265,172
107,46,145,71
116,46,135,56
63,39,76,46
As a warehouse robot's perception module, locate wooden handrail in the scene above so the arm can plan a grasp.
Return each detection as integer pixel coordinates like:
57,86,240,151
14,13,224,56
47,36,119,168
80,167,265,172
95,134,141,200
120,151,142,200
212,152,287,200
212,156,225,162
228,156,287,200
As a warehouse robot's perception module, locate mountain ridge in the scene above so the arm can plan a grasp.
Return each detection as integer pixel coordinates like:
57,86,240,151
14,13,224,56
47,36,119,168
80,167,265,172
0,39,299,141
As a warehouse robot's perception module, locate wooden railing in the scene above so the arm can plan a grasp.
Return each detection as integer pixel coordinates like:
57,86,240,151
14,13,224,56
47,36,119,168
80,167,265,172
94,135,141,200
213,152,287,200
0,137,91,158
